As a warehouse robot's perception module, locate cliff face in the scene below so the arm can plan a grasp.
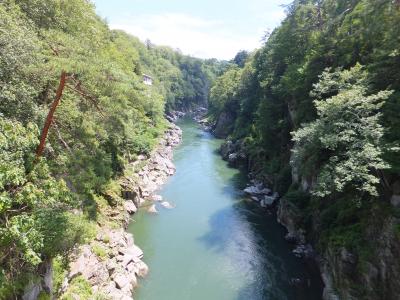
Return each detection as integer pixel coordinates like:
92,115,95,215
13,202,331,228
317,216,400,300
213,111,235,138
281,173,400,300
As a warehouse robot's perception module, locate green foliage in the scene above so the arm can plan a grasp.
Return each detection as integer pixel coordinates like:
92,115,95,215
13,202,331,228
284,188,311,210
0,116,99,297
209,0,400,204
0,0,223,296
0,117,76,266
52,256,69,295
92,244,108,260
292,65,393,199
209,66,242,118
60,276,92,300
232,50,249,68
37,291,50,300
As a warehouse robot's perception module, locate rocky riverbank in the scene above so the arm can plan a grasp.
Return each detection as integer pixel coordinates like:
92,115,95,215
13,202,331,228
59,122,182,300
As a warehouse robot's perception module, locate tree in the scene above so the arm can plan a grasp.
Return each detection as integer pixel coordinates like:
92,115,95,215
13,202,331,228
0,116,87,296
232,50,249,68
291,65,393,199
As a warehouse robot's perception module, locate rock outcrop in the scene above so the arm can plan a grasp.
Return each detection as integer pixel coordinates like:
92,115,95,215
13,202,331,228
213,111,235,138
219,140,247,167
165,110,185,123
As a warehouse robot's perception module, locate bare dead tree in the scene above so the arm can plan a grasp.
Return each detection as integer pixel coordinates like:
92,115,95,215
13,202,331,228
35,71,67,160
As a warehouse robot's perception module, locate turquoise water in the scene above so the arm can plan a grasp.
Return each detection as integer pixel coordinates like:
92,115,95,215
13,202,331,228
128,118,322,300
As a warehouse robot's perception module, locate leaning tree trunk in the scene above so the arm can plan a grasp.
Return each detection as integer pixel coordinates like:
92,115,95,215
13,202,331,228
35,71,67,160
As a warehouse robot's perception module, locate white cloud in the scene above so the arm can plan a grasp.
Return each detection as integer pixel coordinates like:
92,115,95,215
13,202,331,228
109,13,264,60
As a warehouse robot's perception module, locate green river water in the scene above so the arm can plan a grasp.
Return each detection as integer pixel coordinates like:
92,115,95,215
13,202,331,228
128,118,322,300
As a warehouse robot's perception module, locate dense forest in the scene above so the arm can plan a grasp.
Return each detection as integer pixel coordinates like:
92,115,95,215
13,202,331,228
0,0,226,298
210,0,400,299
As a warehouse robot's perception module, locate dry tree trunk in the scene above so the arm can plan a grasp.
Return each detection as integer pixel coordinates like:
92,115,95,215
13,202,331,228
35,71,67,160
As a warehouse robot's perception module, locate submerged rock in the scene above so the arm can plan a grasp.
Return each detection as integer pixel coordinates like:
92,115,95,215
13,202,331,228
161,201,174,209
147,204,158,214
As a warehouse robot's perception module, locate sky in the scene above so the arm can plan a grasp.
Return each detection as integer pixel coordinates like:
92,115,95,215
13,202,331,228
92,0,292,60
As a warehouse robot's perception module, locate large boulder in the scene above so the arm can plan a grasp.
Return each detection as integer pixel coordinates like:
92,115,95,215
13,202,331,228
213,111,234,138
220,140,234,159
114,273,130,289
124,200,137,214
134,261,149,278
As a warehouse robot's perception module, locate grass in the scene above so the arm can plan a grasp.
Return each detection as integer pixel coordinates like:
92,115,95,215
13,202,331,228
60,276,92,300
92,244,108,260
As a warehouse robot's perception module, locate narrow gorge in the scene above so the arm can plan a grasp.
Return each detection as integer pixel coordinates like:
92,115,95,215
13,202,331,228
1,1,400,300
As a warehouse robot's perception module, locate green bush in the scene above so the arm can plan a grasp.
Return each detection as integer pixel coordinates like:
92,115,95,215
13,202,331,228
92,244,108,260
60,276,92,300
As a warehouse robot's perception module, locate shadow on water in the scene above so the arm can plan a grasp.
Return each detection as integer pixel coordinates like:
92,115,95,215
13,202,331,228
198,162,323,300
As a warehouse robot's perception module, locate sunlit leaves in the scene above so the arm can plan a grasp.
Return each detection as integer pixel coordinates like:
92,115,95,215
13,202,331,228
0,117,75,270
291,66,393,198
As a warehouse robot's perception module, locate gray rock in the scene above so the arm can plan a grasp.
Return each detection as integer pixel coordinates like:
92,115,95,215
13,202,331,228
116,255,124,262
134,261,149,278
148,204,158,214
106,260,118,274
390,195,400,207
126,262,136,272
120,244,144,260
114,274,129,289
161,201,174,209
121,190,138,201
125,233,134,247
122,255,135,268
244,185,271,196
22,283,41,300
69,253,86,279
263,193,278,206
127,245,144,259
151,194,163,202
124,200,137,214
214,111,234,138
228,153,238,162
292,244,315,259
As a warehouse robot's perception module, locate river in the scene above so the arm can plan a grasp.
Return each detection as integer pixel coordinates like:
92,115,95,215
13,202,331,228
128,118,322,300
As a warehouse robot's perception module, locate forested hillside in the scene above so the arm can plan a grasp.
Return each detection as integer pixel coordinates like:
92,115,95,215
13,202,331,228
0,0,224,297
210,0,400,299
